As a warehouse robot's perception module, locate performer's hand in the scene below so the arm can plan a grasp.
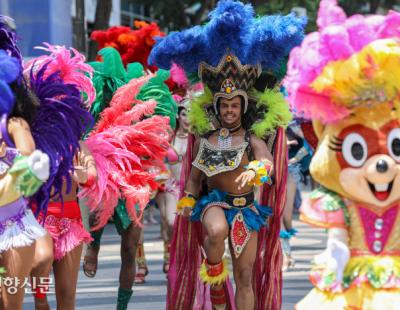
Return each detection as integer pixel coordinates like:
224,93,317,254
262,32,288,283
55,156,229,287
72,165,87,184
235,170,256,190
182,207,193,217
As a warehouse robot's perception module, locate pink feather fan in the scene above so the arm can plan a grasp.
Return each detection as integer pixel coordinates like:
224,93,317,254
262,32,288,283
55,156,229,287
24,43,96,107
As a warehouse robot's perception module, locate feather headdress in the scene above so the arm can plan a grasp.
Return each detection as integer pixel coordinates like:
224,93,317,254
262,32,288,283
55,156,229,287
0,16,22,66
0,50,21,115
91,21,165,70
150,0,305,137
24,43,96,107
284,0,400,124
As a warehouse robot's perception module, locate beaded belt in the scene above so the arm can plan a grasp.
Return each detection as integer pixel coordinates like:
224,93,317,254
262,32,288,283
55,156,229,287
225,192,254,208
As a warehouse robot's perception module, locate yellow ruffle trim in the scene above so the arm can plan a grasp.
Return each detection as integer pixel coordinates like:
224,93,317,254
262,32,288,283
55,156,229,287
176,196,196,211
199,259,229,286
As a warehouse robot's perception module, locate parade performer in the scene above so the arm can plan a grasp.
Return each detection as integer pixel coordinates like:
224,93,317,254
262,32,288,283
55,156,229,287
284,0,400,308
22,44,95,310
0,17,50,309
149,1,305,308
80,47,176,309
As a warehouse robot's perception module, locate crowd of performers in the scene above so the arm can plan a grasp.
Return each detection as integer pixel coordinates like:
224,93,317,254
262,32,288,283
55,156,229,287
1,0,400,309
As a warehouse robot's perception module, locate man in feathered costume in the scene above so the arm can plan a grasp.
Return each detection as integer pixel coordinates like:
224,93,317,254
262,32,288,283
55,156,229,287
79,42,177,308
149,1,305,308
284,0,400,309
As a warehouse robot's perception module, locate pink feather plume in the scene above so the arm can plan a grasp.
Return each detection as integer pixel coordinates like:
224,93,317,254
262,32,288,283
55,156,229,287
24,43,95,107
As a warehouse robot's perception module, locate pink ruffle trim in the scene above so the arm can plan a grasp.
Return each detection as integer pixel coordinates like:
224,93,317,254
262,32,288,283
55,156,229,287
42,215,93,261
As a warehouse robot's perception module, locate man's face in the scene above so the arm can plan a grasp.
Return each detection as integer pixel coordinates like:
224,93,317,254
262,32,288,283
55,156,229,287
219,96,242,127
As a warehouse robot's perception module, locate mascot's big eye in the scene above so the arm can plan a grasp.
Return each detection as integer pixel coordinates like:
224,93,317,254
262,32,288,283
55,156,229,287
342,133,368,167
388,128,400,161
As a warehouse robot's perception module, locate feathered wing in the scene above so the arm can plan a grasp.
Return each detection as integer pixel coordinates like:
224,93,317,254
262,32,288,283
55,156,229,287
28,65,93,214
80,116,170,228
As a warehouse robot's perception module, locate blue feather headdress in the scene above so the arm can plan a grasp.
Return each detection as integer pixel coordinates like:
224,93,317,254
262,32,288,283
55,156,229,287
149,0,306,136
149,0,306,75
0,50,20,115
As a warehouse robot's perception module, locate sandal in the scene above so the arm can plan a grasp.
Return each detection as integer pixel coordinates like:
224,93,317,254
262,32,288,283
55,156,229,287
83,247,99,278
134,266,149,284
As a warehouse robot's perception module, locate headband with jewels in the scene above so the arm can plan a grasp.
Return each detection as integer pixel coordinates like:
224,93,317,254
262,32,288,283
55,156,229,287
199,54,261,114
149,0,306,138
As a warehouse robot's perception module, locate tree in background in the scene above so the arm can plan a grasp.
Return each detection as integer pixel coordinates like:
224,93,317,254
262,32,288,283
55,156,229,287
88,0,113,60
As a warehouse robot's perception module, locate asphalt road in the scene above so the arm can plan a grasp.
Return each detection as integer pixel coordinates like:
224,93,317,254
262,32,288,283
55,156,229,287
23,211,326,309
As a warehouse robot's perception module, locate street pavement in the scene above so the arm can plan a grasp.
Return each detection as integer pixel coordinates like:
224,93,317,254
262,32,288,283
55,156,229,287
24,212,326,309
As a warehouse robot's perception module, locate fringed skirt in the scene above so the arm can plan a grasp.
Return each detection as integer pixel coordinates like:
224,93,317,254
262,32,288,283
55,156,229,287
191,189,272,258
36,201,92,260
0,198,46,253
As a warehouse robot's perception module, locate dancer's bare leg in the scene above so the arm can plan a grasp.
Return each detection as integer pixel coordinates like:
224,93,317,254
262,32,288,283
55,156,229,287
0,244,35,310
203,207,229,264
31,233,53,310
120,223,142,289
83,212,102,278
53,244,83,310
158,192,177,273
283,175,296,231
134,230,148,284
230,231,257,310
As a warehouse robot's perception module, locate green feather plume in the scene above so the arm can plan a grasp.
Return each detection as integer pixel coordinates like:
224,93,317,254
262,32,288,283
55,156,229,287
251,88,292,138
136,69,178,129
188,88,213,135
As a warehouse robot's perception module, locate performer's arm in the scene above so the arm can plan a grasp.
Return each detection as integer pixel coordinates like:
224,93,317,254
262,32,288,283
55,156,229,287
73,141,98,186
8,117,35,155
184,138,203,198
236,135,273,190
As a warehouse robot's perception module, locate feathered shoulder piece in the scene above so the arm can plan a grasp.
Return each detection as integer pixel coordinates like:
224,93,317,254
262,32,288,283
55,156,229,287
91,21,165,70
284,0,400,124
26,45,93,213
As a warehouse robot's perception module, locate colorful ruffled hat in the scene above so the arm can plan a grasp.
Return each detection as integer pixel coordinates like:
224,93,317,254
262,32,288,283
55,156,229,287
284,0,400,124
149,0,306,137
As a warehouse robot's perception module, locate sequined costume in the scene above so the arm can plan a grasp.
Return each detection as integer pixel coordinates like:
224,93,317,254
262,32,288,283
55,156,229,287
149,1,305,308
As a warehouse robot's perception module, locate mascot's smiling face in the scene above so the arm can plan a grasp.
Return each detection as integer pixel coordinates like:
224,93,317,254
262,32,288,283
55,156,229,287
311,104,400,207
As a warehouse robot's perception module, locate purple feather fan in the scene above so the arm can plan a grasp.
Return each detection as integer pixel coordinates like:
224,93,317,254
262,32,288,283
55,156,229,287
29,63,93,215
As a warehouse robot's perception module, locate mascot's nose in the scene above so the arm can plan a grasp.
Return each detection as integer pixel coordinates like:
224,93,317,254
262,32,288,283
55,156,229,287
376,160,389,173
